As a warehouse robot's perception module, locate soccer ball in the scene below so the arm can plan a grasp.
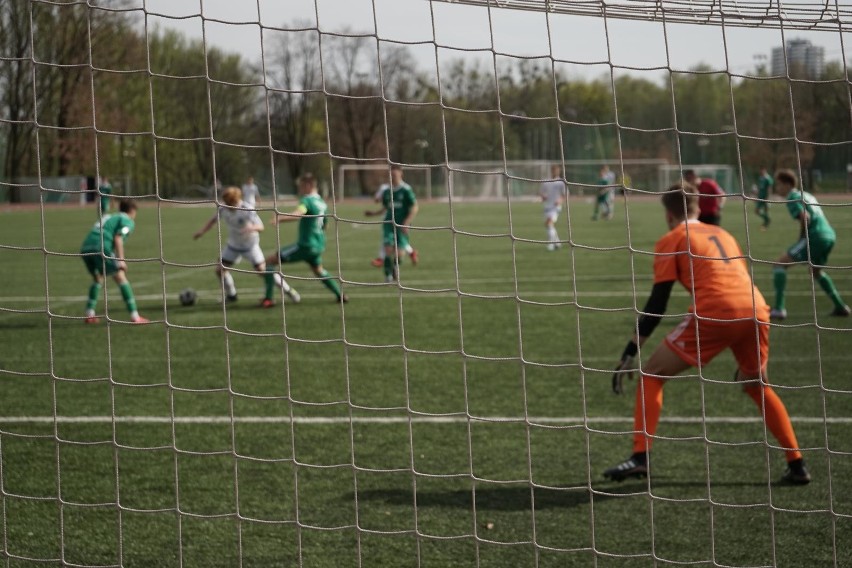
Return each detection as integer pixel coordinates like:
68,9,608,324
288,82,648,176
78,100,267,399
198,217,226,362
179,288,197,307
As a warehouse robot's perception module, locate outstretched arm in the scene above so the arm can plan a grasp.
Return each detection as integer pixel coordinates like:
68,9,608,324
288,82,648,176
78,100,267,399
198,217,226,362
193,214,218,239
274,206,306,224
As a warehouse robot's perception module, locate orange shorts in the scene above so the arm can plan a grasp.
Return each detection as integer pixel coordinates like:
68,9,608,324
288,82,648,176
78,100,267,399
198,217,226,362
664,314,769,376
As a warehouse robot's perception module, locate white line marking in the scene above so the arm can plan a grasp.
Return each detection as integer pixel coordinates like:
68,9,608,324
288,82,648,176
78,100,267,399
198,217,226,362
0,416,846,425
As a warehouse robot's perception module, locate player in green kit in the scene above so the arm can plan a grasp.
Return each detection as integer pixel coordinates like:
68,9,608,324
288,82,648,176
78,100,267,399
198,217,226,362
98,176,113,215
262,173,347,305
591,165,616,221
364,165,419,282
80,199,148,324
755,166,772,230
770,169,850,319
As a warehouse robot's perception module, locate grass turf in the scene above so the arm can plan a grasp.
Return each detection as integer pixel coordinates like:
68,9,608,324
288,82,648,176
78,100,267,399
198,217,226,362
1,193,851,567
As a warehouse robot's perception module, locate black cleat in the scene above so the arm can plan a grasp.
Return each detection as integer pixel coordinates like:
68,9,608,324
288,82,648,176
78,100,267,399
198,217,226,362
603,454,648,482
782,458,811,485
830,305,851,317
226,294,238,303
338,294,349,304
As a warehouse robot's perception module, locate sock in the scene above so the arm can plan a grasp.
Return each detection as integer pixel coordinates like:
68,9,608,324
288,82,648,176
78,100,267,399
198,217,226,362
272,272,291,293
632,375,665,455
318,269,342,298
773,267,787,310
223,272,236,297
404,244,414,254
86,282,102,312
264,267,275,300
383,256,394,280
378,245,385,260
547,225,558,243
761,212,770,226
118,281,138,314
816,272,846,310
744,384,802,462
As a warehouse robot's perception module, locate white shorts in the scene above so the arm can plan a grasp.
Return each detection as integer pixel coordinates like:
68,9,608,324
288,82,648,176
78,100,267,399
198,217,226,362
221,243,265,267
543,207,561,223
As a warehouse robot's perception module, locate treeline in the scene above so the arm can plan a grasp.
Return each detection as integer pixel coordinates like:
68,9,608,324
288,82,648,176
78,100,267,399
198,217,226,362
2,2,851,202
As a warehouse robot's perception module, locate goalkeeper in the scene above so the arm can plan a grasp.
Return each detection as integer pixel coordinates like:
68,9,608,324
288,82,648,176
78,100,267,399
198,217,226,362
605,185,810,485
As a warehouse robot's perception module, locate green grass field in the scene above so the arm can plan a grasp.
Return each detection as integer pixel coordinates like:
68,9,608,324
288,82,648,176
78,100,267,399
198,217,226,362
1,194,851,567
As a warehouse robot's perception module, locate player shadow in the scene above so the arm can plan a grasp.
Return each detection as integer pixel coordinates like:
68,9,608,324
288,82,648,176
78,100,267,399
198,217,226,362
354,486,615,512
354,478,776,511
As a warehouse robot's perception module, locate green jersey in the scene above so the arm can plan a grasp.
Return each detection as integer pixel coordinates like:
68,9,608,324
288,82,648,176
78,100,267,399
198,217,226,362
382,183,416,224
757,173,773,199
80,212,135,254
296,193,328,252
786,190,835,242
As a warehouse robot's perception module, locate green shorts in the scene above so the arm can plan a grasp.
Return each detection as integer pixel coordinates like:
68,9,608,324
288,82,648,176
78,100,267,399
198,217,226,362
382,222,410,250
82,251,120,277
278,244,322,267
787,237,834,266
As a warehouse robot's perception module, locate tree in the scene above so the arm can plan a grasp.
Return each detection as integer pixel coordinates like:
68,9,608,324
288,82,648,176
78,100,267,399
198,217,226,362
266,24,325,182
0,0,36,201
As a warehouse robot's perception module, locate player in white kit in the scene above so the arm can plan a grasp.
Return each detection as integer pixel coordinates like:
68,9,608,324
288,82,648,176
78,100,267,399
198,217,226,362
241,176,260,209
540,164,567,251
193,186,298,303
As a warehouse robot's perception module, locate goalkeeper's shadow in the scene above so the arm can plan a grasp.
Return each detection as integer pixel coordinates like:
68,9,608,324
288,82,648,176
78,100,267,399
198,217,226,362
354,478,773,511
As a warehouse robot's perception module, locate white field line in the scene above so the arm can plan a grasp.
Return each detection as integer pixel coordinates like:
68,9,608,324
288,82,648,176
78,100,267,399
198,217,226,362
0,288,833,304
0,415,848,425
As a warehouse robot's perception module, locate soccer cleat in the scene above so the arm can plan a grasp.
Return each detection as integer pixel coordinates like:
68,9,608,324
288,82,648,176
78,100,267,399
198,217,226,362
338,294,349,304
371,258,383,268
84,316,100,324
603,454,648,482
830,304,851,317
131,316,150,324
226,294,238,303
781,458,811,485
259,298,275,309
409,249,419,266
286,288,301,304
769,308,787,320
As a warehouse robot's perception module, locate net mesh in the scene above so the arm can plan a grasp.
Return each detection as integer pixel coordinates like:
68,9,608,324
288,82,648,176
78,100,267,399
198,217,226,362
1,0,850,566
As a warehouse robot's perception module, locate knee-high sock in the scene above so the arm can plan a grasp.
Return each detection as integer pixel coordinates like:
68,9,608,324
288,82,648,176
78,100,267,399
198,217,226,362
318,269,341,298
222,271,236,296
633,375,665,454
817,272,846,310
547,225,559,243
118,281,138,313
383,255,394,280
773,267,787,310
86,282,102,313
744,384,802,462
272,271,291,293
264,266,276,300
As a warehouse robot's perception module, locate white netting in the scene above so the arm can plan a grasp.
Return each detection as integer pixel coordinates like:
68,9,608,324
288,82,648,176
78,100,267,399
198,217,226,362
1,0,850,566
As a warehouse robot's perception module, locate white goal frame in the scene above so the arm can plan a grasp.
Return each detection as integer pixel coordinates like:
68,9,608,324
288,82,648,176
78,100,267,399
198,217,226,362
336,163,434,200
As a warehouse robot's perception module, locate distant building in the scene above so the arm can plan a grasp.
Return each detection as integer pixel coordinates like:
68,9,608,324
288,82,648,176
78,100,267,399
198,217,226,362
771,39,825,78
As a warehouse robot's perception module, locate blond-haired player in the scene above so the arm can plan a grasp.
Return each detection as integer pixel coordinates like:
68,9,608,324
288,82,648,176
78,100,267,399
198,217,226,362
193,186,298,303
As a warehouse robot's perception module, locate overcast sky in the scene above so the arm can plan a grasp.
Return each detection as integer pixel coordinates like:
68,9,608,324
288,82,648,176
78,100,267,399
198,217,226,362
142,0,850,81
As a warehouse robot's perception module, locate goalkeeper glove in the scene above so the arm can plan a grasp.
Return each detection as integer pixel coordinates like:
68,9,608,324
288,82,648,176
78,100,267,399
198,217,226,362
612,341,638,395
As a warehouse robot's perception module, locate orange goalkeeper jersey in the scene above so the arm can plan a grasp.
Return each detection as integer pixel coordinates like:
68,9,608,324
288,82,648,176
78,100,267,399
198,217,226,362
653,220,769,320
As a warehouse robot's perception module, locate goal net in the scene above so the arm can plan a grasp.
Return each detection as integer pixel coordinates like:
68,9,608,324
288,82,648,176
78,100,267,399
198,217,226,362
2,0,850,566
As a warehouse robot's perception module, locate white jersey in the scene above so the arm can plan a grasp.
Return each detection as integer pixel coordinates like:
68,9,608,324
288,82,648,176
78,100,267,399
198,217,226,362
241,183,260,209
540,180,565,210
218,201,262,251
